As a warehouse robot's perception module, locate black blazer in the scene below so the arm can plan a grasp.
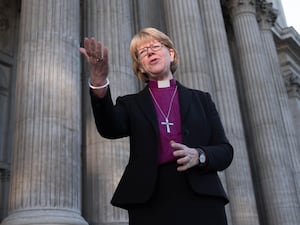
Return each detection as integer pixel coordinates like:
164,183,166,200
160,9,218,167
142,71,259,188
90,82,234,209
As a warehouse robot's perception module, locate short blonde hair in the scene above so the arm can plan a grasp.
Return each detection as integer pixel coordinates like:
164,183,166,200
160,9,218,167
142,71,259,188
129,27,179,81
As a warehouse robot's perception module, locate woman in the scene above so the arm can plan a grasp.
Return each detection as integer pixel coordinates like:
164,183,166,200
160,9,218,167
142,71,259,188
80,27,233,225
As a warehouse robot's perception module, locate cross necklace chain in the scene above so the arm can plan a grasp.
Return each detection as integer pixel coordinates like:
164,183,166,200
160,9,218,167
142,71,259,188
149,86,178,133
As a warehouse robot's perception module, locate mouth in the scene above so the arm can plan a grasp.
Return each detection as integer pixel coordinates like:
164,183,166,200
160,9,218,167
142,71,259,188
149,58,159,64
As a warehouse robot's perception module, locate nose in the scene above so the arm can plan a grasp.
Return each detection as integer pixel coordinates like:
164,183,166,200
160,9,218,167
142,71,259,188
146,47,155,56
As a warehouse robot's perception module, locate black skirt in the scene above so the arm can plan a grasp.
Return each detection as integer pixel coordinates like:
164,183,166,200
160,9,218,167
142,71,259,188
128,162,228,225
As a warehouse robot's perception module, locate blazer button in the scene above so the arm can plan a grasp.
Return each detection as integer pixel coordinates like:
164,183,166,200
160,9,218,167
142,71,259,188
184,129,190,136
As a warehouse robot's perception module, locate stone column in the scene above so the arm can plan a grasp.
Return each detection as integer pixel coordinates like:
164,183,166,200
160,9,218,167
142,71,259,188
199,1,260,225
134,0,165,31
0,169,9,221
226,1,300,225
1,1,87,225
81,1,136,224
284,72,300,148
257,0,300,202
163,0,213,92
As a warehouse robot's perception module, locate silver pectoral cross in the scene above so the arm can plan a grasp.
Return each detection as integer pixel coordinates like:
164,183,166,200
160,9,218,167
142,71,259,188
161,118,174,133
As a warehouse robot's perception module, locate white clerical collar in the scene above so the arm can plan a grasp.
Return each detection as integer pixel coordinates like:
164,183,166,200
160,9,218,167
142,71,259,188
148,79,177,89
157,80,171,88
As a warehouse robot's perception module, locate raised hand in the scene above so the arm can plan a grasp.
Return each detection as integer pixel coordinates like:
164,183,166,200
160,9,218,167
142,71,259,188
80,37,109,97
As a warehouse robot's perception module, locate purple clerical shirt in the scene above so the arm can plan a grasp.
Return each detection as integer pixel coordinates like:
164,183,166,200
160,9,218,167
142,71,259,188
148,79,182,164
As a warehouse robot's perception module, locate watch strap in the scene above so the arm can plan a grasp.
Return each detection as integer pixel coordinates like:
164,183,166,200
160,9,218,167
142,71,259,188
195,148,207,166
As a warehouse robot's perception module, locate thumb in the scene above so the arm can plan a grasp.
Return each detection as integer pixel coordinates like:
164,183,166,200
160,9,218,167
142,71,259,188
79,47,89,61
170,140,179,149
170,140,176,145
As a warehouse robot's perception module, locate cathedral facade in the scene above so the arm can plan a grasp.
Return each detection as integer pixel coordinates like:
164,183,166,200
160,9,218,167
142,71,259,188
0,0,299,225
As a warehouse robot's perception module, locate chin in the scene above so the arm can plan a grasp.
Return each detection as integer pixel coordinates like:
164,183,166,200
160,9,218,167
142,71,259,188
149,74,167,80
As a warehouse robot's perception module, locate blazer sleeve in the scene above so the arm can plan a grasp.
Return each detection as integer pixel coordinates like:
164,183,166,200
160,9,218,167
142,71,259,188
199,92,234,172
90,87,129,139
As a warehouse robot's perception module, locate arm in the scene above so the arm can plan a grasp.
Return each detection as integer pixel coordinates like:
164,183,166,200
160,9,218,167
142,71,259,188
90,87,129,139
172,92,233,172
199,92,233,172
80,37,109,98
81,37,129,139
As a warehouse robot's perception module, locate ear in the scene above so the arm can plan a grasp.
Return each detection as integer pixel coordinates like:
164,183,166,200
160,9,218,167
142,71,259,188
169,49,175,62
139,61,146,73
140,67,145,73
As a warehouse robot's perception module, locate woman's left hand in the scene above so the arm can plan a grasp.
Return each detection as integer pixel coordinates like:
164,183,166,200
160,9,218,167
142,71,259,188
171,141,199,171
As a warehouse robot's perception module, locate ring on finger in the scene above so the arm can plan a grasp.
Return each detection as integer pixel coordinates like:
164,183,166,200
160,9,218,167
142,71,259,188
96,57,103,62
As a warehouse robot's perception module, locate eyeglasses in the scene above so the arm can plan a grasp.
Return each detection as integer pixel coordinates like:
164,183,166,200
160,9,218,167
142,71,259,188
137,43,163,58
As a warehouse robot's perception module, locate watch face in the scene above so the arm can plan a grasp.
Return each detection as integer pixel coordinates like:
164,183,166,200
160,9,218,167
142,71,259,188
199,154,206,163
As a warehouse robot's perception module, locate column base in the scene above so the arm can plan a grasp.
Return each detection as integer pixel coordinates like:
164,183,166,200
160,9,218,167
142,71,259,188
1,208,88,225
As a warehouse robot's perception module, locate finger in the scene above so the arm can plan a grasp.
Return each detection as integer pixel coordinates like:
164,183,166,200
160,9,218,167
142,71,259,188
90,37,97,56
173,149,185,157
79,47,89,60
177,163,189,172
177,155,193,172
176,156,189,165
102,47,108,61
170,141,185,150
95,41,102,58
83,38,91,55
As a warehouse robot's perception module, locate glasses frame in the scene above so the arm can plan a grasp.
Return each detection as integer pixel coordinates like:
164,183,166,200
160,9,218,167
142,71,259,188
137,42,164,59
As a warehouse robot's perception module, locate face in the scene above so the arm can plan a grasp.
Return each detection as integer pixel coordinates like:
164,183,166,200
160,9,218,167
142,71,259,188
137,39,175,81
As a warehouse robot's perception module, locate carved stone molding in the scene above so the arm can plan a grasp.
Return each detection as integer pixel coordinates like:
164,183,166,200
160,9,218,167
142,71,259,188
0,0,10,32
225,0,255,8
0,168,10,182
256,1,278,30
0,11,9,32
284,72,300,98
225,0,256,17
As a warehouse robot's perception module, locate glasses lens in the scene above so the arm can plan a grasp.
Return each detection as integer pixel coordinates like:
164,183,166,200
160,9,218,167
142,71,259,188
151,44,162,51
138,48,147,58
138,43,163,58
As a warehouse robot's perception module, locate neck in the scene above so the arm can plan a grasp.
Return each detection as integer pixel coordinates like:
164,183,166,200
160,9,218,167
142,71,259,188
149,74,173,82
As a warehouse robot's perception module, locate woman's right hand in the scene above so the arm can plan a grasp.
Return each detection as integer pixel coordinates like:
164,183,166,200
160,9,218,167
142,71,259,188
80,37,109,97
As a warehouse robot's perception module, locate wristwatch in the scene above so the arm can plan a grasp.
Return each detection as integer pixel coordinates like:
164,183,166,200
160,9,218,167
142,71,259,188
196,148,207,166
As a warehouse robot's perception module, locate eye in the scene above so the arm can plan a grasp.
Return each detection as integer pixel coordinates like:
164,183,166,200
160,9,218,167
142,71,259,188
152,44,161,51
138,48,147,57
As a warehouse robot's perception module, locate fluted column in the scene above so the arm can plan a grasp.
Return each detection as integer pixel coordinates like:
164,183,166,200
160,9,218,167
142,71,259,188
1,1,87,225
82,1,136,225
284,73,300,147
134,0,165,31
257,0,300,203
0,169,9,221
163,0,212,92
199,1,260,225
227,1,300,225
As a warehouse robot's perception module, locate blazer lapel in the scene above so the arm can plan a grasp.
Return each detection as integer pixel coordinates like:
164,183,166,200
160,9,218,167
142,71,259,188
177,82,193,124
136,86,160,135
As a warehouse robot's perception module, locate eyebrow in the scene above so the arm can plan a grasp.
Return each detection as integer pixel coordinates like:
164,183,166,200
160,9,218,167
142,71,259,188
138,42,160,51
